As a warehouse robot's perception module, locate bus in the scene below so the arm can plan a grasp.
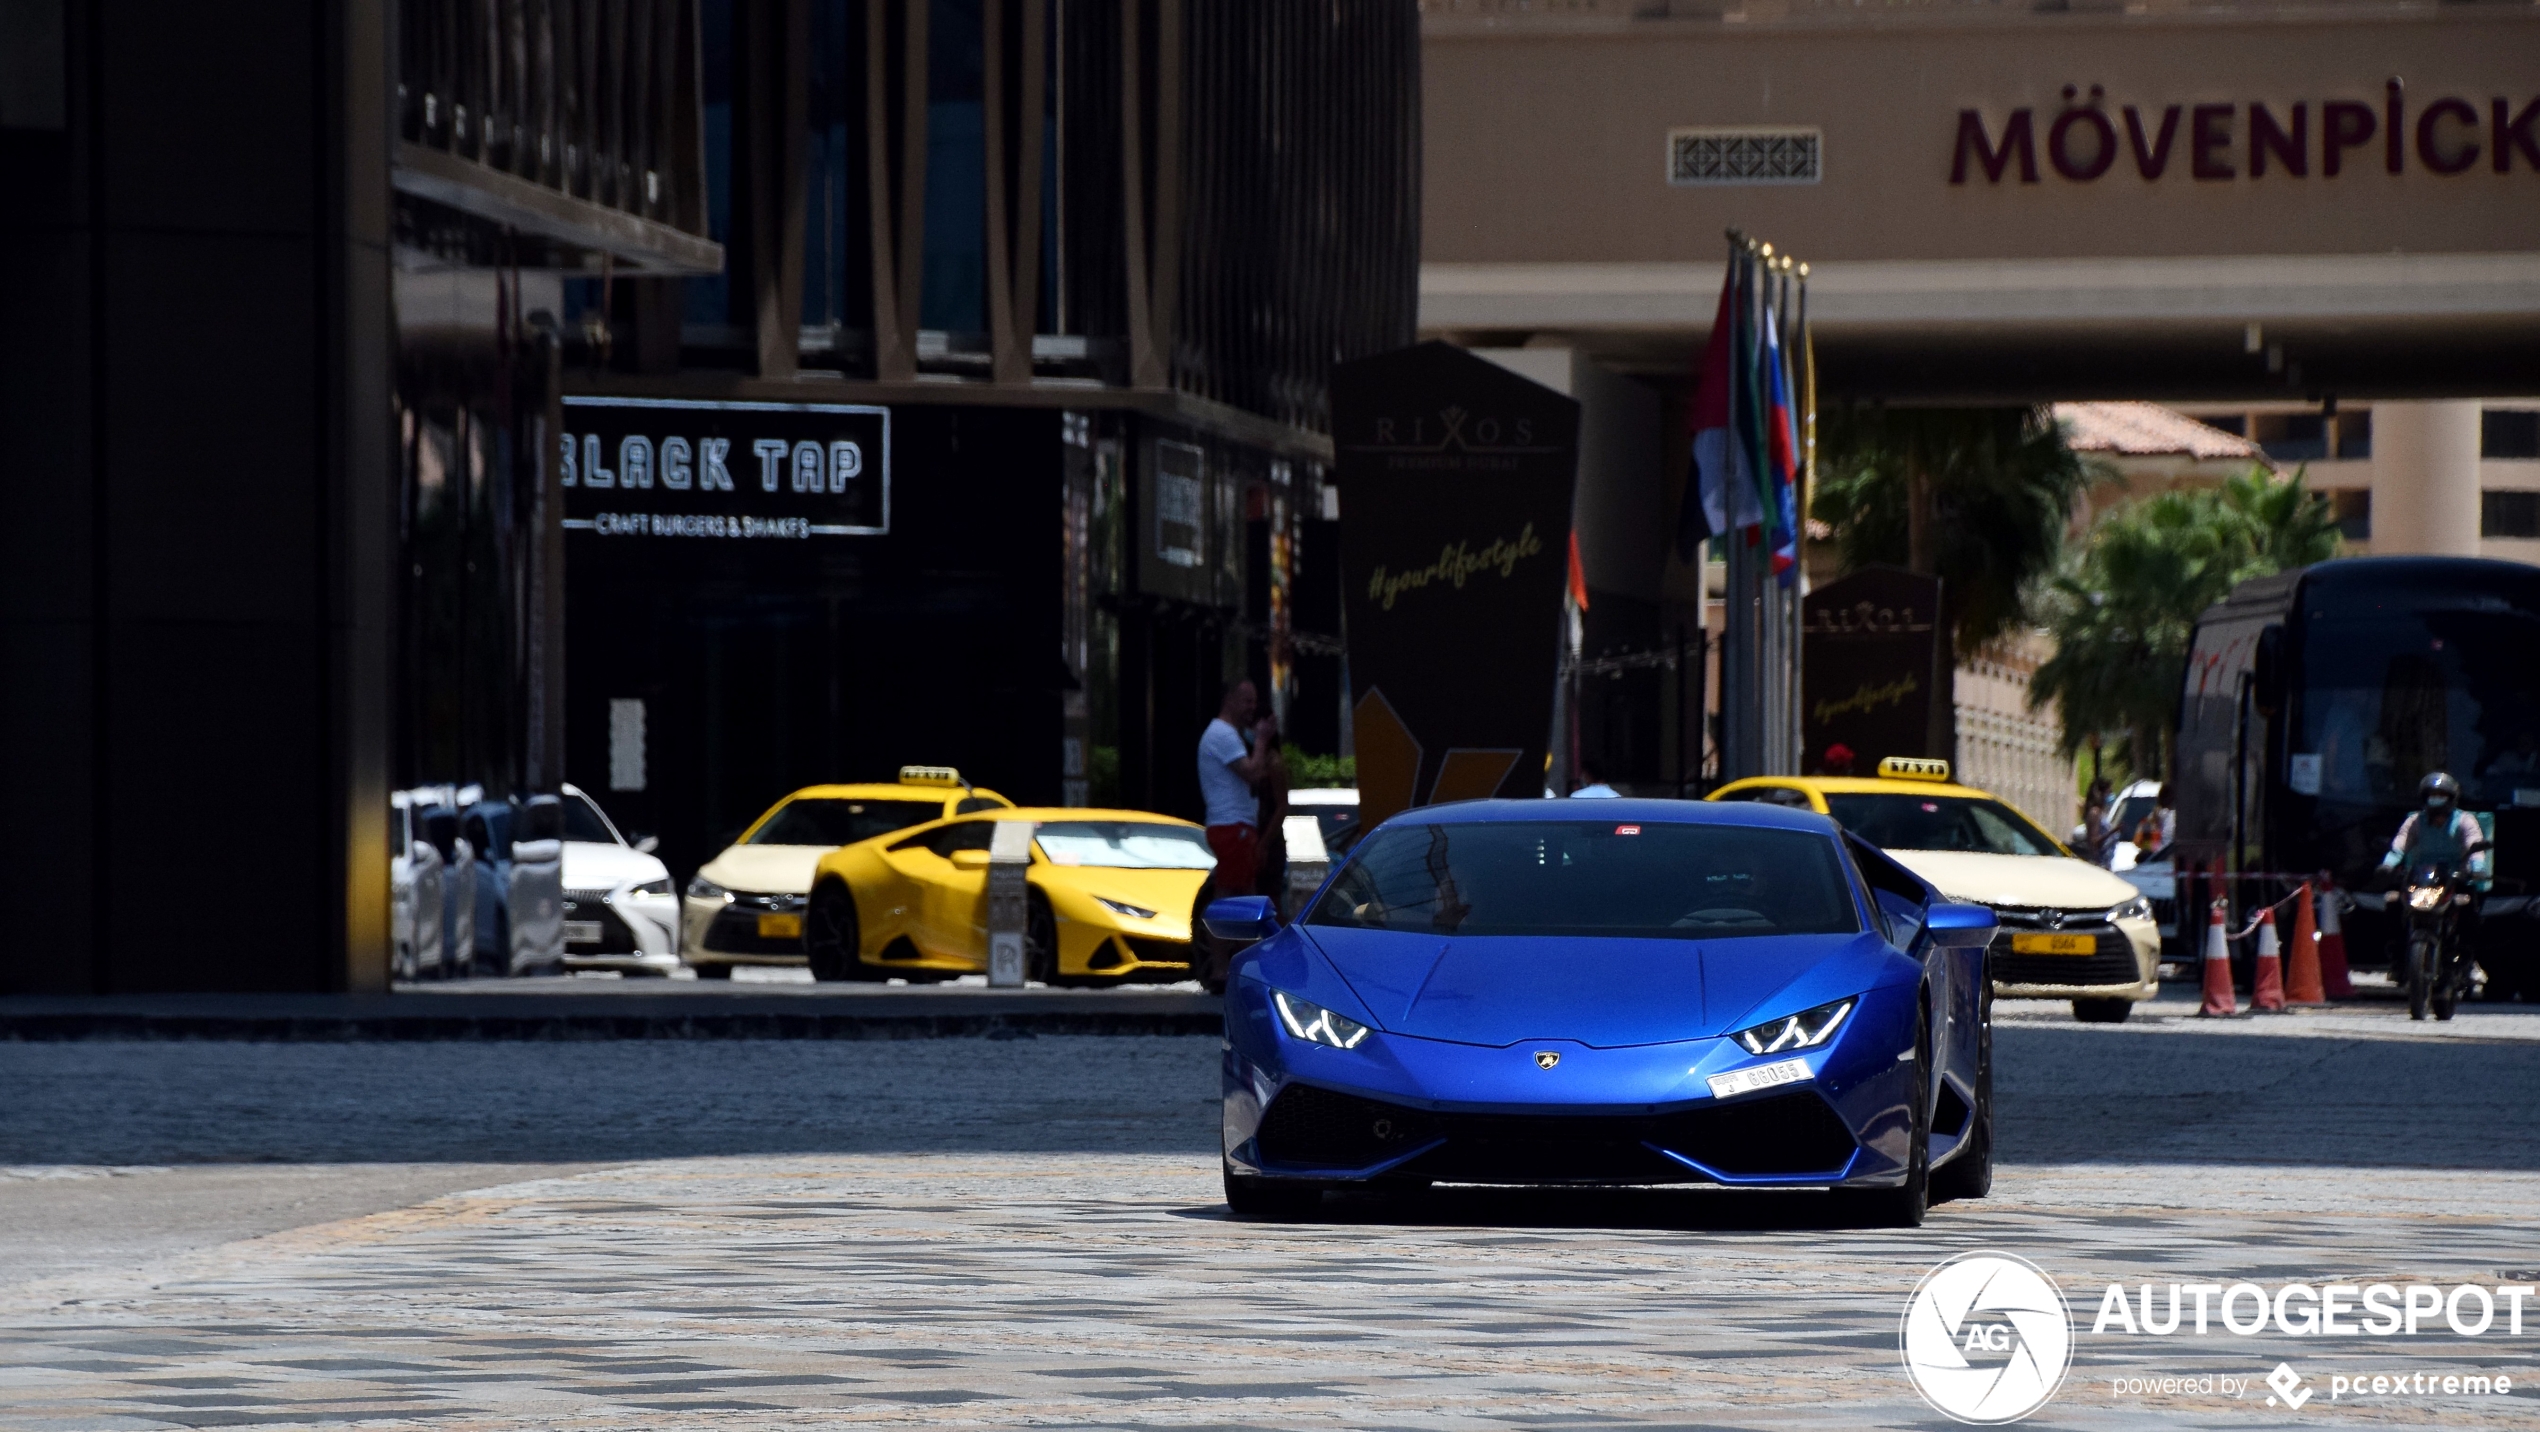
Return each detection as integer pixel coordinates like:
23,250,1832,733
2172,557,2540,997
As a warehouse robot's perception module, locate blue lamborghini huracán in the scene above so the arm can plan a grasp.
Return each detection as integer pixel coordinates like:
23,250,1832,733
1205,799,1998,1226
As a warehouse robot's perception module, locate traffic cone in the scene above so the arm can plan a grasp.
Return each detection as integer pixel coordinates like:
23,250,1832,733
2286,881,2327,1006
2199,898,2239,1017
2314,883,2355,1000
2251,903,2287,1012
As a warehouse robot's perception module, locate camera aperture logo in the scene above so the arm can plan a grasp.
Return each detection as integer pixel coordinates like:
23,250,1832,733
1902,1252,2075,1424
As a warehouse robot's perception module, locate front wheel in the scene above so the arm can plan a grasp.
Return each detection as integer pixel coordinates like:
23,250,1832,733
2408,936,2434,1021
2072,997,2133,1024
1222,1158,1323,1221
1024,891,1058,985
806,885,869,983
1931,991,1993,1206
2433,945,2460,1021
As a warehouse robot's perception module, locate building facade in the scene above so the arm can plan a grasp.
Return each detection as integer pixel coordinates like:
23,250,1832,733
1415,0,2538,793
0,0,1418,994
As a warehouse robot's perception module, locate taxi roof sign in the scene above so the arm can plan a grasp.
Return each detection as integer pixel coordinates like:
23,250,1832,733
898,765,969,788
1877,756,1952,783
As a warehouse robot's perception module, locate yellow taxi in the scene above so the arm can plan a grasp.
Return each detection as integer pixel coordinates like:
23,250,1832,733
680,768,1012,978
804,809,1220,984
1710,758,2160,1022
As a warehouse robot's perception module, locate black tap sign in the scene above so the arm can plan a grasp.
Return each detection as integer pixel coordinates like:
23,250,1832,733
559,396,890,539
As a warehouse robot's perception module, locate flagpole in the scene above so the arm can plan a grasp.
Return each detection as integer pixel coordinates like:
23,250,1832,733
1793,261,1814,777
1757,245,1784,776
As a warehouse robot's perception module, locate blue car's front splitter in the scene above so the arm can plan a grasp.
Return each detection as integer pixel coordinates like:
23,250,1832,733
1223,1020,1921,1190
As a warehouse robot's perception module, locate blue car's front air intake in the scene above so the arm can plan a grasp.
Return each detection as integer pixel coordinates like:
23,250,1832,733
1254,1082,1859,1183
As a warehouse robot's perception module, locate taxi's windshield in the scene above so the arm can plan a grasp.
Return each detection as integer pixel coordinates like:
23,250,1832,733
1034,822,1218,869
749,798,942,846
1309,821,1857,940
1824,793,2060,857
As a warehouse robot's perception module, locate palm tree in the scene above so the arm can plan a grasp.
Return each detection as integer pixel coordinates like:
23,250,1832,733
2029,466,2340,777
1811,406,2095,654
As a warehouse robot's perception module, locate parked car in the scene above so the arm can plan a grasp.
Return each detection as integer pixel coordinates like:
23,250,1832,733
464,794,567,976
681,767,1013,978
1711,758,2158,1023
407,794,475,979
391,790,444,981
805,808,1217,984
1289,788,1360,852
558,784,680,976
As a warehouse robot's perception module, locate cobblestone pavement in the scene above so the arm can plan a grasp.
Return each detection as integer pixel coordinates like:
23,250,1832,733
4,996,2538,1429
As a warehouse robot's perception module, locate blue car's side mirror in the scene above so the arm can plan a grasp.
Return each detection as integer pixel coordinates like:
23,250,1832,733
1925,901,1998,948
1202,895,1281,944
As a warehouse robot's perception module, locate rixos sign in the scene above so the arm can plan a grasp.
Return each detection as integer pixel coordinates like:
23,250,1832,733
1951,81,2540,184
559,396,890,539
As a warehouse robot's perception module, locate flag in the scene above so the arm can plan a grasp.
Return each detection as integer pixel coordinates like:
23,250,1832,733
1566,528,1591,611
1764,309,1802,583
1674,270,1743,559
1730,252,1769,537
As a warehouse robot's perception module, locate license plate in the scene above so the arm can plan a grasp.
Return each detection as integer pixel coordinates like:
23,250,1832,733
1707,1057,1813,1100
2010,932,2095,954
563,921,602,945
757,913,803,939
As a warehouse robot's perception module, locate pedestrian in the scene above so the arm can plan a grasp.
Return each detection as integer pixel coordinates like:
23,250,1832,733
1570,758,1620,798
1253,713,1291,904
1196,679,1277,895
2132,783,2174,860
1821,743,1855,776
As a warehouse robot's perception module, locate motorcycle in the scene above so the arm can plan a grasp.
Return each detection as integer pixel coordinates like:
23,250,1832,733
2400,861,2471,1022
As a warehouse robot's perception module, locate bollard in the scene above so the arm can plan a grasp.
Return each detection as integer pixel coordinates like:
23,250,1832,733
986,820,1034,988
2251,903,2287,1012
2285,881,2327,1006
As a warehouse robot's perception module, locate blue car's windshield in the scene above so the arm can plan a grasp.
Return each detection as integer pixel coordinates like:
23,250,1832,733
1307,821,1858,940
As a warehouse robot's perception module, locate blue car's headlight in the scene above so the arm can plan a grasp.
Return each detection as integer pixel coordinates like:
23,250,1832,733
1732,997,1855,1056
1272,990,1371,1050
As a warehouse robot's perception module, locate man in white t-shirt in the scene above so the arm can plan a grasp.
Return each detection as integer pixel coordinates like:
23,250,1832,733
1197,680,1277,892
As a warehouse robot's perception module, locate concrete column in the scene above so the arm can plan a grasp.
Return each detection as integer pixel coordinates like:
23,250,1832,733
2370,402,2482,556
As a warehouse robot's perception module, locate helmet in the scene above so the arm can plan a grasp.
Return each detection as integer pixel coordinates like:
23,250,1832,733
2419,772,2460,810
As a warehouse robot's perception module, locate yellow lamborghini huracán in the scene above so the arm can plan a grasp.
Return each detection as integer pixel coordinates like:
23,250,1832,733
803,809,1221,984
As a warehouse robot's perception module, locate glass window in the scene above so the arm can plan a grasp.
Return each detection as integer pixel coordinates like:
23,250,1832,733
1308,821,1858,940
749,798,943,846
2254,413,2327,464
562,794,623,845
1034,821,1217,869
2482,410,2540,460
2334,410,2372,460
928,820,998,856
2296,607,2540,806
2330,489,2372,543
921,0,985,334
686,0,734,329
955,795,1011,815
1822,794,2061,857
2482,492,2540,540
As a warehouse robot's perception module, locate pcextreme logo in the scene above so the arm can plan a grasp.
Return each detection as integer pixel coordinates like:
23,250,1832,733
1901,1252,2075,1424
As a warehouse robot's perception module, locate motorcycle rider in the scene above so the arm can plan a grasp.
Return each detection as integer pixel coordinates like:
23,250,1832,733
2379,772,2490,1007
2378,772,2491,886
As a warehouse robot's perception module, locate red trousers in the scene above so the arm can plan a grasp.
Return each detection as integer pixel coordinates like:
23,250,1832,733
1205,823,1258,893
